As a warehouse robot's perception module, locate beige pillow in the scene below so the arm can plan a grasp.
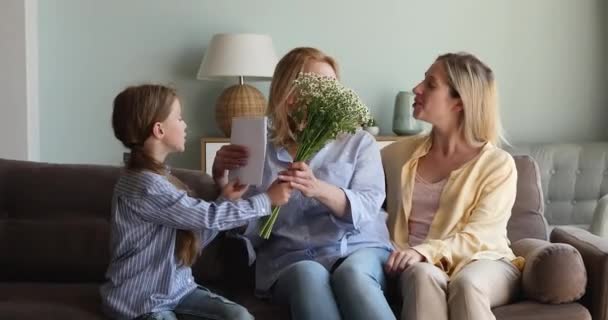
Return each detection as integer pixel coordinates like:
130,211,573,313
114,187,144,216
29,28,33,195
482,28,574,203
512,238,587,304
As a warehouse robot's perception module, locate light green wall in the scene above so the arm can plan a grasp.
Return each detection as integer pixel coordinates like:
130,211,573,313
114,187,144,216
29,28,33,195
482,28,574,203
39,0,608,169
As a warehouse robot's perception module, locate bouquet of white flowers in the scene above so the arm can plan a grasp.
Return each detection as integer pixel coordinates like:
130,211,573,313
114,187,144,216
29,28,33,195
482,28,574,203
259,72,372,239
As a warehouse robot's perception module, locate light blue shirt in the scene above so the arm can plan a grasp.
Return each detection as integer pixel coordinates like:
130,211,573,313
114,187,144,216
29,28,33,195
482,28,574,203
100,170,271,320
240,130,393,295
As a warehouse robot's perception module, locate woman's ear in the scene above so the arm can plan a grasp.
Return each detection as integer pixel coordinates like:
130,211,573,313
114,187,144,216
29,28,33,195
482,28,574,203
152,122,164,139
452,98,464,113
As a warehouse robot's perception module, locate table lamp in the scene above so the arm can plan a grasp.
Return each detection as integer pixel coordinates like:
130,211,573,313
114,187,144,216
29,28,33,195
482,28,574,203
197,33,278,136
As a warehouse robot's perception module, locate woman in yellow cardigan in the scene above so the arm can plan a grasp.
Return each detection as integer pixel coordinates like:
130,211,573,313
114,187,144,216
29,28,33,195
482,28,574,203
382,52,523,320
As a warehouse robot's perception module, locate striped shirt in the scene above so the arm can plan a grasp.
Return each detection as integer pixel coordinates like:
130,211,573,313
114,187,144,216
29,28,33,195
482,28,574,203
100,170,270,320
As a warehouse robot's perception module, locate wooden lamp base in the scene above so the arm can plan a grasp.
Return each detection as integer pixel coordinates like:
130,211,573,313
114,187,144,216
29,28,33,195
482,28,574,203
215,84,266,137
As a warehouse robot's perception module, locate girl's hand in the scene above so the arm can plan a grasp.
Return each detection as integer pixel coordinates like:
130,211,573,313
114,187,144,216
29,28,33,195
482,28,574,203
385,249,426,275
221,179,249,201
266,179,292,206
212,145,249,186
278,162,323,198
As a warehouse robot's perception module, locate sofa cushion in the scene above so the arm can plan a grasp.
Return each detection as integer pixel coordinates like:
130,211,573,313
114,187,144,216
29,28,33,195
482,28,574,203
0,218,110,282
0,159,223,283
493,301,590,320
2,160,118,218
512,238,587,304
205,284,289,320
0,302,107,320
508,155,548,242
171,168,220,201
0,159,118,282
0,282,106,319
509,143,608,230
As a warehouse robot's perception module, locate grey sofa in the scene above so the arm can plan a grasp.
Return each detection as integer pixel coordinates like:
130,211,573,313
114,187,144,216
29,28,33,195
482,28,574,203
509,143,608,237
1,155,606,319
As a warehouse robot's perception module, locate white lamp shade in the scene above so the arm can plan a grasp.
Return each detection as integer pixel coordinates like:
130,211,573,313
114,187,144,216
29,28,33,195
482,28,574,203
197,33,278,81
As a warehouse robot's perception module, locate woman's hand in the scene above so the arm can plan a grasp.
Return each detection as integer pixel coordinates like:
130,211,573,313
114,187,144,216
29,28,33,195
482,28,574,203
212,145,249,186
385,249,426,275
279,161,350,217
278,162,324,198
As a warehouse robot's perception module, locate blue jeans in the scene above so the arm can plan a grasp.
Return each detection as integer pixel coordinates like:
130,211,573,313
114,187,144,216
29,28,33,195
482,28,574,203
272,247,395,320
136,286,253,320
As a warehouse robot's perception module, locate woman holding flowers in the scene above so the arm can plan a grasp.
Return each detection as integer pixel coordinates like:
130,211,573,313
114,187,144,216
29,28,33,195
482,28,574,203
382,52,522,320
212,47,395,320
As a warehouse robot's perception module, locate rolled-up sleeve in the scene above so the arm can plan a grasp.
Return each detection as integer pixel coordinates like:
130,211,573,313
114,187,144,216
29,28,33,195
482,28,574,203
331,133,386,231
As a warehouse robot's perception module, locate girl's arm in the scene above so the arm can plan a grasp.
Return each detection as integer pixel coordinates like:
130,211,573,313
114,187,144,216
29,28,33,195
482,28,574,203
124,178,271,231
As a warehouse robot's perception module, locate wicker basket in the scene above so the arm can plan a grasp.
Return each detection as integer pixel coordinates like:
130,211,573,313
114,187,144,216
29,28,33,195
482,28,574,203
215,84,266,136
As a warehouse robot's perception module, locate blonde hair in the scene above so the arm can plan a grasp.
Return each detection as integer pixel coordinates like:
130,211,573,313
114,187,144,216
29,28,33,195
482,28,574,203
267,47,339,147
436,52,505,146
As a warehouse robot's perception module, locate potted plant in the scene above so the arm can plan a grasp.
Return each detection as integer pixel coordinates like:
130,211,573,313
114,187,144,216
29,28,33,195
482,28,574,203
363,117,380,136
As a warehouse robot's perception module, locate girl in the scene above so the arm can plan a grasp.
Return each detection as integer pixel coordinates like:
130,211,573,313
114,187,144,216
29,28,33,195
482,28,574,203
100,84,291,320
213,48,395,320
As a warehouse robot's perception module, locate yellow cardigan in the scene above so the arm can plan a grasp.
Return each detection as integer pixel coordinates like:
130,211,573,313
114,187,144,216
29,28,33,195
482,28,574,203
382,135,523,276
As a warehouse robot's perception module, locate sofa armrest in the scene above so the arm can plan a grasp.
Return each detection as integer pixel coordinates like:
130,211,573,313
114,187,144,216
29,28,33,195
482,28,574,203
551,226,608,320
511,238,547,257
590,195,608,237
511,238,586,304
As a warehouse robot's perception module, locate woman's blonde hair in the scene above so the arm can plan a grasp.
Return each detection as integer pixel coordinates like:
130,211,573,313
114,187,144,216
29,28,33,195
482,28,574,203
267,47,339,147
436,52,505,146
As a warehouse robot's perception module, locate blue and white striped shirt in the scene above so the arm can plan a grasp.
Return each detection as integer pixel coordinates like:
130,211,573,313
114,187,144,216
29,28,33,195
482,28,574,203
239,130,393,295
100,170,271,320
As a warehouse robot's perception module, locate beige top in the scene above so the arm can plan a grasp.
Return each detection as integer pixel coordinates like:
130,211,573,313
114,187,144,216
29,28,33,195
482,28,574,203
408,174,447,247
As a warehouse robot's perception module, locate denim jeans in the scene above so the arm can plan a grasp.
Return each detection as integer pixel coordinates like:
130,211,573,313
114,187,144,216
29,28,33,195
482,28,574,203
272,247,396,320
136,286,253,320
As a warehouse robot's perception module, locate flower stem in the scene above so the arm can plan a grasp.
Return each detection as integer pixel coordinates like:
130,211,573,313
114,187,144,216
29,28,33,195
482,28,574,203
259,206,281,239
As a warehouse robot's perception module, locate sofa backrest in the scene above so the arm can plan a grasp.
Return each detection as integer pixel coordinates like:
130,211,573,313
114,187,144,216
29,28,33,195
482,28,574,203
509,143,608,230
509,155,548,242
0,158,219,283
0,154,550,283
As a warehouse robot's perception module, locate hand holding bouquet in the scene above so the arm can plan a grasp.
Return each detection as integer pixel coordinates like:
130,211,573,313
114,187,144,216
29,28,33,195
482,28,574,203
259,72,372,239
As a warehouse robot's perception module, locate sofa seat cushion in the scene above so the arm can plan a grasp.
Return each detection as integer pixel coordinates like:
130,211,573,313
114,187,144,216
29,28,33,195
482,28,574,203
0,282,106,320
493,301,590,320
0,301,106,320
228,290,288,319
203,283,288,320
0,282,284,320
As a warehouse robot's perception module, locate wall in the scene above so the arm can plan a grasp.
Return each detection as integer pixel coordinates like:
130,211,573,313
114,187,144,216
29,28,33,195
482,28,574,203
38,0,608,169
0,0,38,161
